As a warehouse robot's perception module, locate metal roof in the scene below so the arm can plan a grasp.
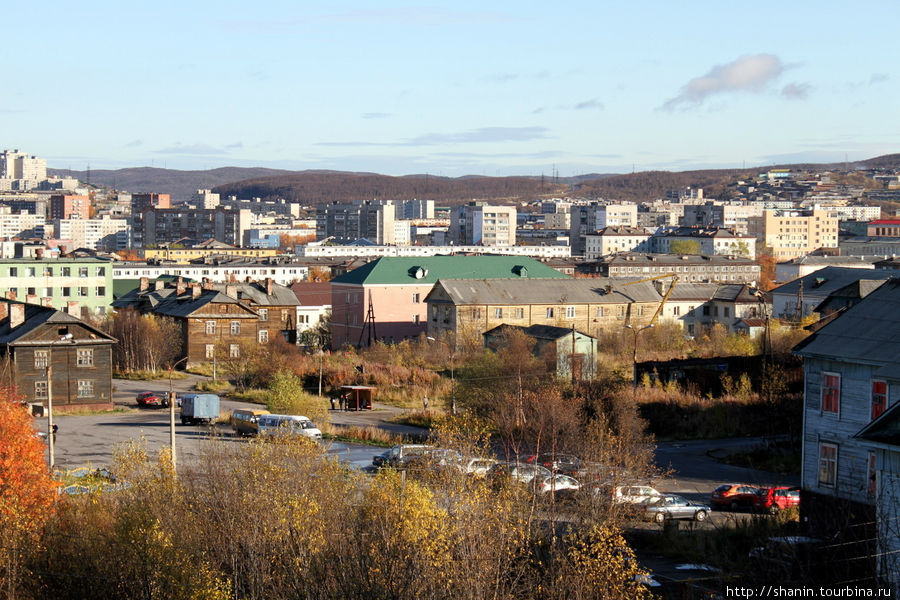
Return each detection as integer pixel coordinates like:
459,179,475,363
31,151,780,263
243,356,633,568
330,255,568,286
0,303,116,346
431,277,661,305
794,277,900,364
771,266,891,297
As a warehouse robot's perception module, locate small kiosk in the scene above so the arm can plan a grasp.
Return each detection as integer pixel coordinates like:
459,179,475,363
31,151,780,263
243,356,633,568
340,385,375,411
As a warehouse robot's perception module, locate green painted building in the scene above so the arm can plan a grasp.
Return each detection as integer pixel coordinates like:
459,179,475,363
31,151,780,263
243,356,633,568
0,258,114,317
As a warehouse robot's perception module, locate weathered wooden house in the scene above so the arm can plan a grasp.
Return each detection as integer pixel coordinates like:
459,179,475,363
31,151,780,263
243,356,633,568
0,300,117,410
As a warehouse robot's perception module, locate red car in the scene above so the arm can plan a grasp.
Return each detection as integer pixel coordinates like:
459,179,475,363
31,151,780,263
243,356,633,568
136,391,165,408
710,484,760,511
753,486,800,514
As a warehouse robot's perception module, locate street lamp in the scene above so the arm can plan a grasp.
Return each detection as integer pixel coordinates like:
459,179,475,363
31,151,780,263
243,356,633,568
167,355,189,474
46,332,74,471
624,323,654,394
426,336,456,415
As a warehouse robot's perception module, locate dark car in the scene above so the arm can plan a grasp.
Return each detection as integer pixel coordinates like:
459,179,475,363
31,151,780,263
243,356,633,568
136,391,165,408
753,486,800,514
710,484,760,511
642,494,710,524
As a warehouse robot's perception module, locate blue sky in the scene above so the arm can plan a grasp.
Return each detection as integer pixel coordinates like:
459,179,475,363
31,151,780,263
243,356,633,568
3,1,897,176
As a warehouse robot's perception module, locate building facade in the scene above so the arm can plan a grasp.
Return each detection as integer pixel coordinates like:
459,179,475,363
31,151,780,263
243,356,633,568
139,207,252,248
582,253,760,285
448,202,516,247
0,258,113,315
747,209,840,261
49,194,91,220
584,226,651,259
54,216,130,251
316,200,396,244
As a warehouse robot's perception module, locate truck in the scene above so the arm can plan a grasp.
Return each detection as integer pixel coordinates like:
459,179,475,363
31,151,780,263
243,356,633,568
180,394,220,425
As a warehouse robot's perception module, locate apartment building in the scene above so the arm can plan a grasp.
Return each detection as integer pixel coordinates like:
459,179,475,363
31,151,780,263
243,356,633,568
139,207,252,247
0,150,47,190
569,203,638,254
448,202,516,247
584,226,651,259
584,253,760,285
54,216,129,250
0,258,113,315
114,259,307,287
680,202,764,235
652,226,757,259
747,209,839,261
0,207,45,239
316,200,396,244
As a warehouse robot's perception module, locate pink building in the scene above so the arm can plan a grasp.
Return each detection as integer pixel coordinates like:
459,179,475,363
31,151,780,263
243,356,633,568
49,194,91,219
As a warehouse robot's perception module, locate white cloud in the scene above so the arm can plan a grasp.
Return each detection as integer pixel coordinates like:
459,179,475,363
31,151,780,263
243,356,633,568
662,53,786,111
781,82,811,100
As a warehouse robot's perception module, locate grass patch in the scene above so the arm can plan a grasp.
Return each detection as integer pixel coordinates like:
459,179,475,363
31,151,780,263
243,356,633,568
228,388,268,404
389,409,442,429
319,423,402,447
114,370,189,381
57,406,136,416
721,443,802,475
186,363,215,377
195,379,234,393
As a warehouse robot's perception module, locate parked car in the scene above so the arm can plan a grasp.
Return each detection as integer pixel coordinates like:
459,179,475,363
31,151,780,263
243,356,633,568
460,457,497,478
524,453,584,477
710,484,760,511
535,474,581,495
231,408,270,436
753,486,800,514
258,414,322,440
373,444,434,468
487,462,552,487
642,494,710,524
136,391,165,408
614,485,661,504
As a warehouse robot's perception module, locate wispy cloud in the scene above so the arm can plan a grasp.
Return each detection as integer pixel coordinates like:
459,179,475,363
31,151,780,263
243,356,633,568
662,53,786,111
154,143,231,156
125,139,143,148
315,126,551,148
781,82,811,100
574,99,604,110
870,73,889,85
226,141,244,150
362,112,391,119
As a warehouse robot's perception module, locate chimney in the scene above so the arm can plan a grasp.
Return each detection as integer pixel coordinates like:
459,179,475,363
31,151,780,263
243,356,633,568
25,294,37,305
140,276,149,291
0,301,7,321
40,297,53,307
176,280,186,295
9,304,24,329
225,284,237,299
191,284,201,300
67,302,79,317
265,277,273,296
154,280,165,291
5,290,15,301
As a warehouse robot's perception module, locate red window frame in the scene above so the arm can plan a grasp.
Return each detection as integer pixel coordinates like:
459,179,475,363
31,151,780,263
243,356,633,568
818,443,837,488
872,380,887,420
822,373,840,413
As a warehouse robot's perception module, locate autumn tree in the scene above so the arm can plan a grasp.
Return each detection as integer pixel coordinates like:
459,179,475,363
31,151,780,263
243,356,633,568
669,239,701,255
756,245,777,291
110,309,182,373
0,388,57,597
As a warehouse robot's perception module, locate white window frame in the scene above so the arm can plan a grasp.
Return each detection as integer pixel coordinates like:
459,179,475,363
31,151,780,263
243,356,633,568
229,344,240,358
818,442,838,488
76,349,94,367
565,306,576,319
205,344,215,359
258,308,268,322
77,380,94,398
258,330,269,344
34,350,49,369
206,321,216,335
230,320,241,335
34,380,48,400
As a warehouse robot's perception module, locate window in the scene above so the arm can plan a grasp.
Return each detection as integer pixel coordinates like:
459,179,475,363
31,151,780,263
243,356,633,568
818,443,837,488
76,349,94,367
229,344,240,358
258,330,269,344
61,287,71,297
413,314,420,324
565,306,576,319
822,372,840,413
868,451,877,499
34,381,48,400
26,267,36,277
723,307,730,317
205,344,215,359
673,306,680,316
703,306,711,316
78,287,89,297
412,293,421,303
77,380,94,398
472,308,481,320
258,308,268,322
206,321,216,335
96,267,105,276
231,321,241,335
546,308,555,319
79,267,88,277
494,308,503,319
872,380,887,420
34,350,49,369
514,308,524,319
96,286,106,297
8,267,16,277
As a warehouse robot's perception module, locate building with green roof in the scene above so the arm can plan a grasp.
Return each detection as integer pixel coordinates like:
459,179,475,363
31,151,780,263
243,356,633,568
330,255,568,348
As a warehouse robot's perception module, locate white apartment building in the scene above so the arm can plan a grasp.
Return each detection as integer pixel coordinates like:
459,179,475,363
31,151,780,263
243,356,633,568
449,202,516,247
0,149,47,185
747,209,840,261
0,208,45,239
295,243,570,259
193,189,221,209
54,216,130,251
114,261,309,286
584,227,651,260
570,202,638,255
393,220,412,246
810,204,881,222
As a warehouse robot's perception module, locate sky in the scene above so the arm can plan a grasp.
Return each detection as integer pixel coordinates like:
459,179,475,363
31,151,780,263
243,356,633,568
3,1,898,177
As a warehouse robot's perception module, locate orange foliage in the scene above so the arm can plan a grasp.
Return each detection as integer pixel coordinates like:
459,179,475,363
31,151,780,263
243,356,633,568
756,247,777,291
308,266,332,282
280,233,316,250
0,388,58,532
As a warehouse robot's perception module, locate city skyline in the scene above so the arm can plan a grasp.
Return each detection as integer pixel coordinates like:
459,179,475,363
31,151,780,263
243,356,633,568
3,1,897,177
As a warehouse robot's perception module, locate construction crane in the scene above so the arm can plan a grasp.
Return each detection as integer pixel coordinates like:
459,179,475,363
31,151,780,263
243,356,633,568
622,273,679,325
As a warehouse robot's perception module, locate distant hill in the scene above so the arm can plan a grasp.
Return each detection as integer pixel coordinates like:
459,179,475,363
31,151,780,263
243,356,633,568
48,166,296,201
49,153,899,206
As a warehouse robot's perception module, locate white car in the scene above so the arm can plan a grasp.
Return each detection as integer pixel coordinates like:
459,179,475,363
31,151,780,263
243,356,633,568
461,457,496,478
614,485,661,504
536,474,581,495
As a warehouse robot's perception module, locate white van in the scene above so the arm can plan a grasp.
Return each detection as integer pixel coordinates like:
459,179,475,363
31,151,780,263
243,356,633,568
257,414,322,440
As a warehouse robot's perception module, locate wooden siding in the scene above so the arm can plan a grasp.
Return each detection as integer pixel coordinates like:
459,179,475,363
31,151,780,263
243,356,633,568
11,342,113,410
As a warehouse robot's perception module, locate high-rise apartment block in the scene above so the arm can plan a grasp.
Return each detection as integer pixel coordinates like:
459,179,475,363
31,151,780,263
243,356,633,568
193,189,221,209
54,216,130,251
49,194,91,220
0,149,47,191
316,200,396,244
140,207,251,247
448,202,516,247
397,199,435,220
569,203,637,255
